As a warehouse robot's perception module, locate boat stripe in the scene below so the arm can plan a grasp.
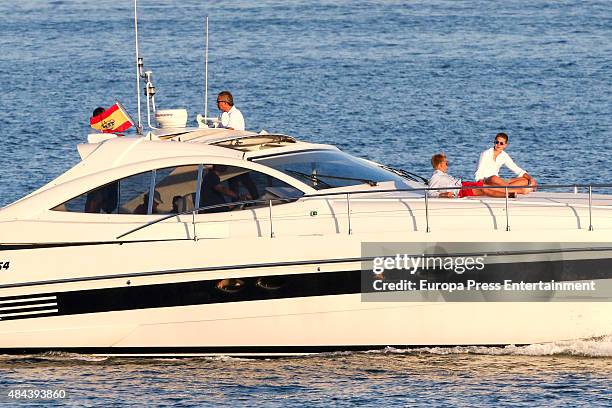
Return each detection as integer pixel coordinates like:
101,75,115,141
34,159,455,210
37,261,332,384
0,308,58,318
2,246,612,291
0,258,364,290
0,239,185,251
0,257,609,323
0,299,58,308
0,296,57,305
0,344,528,357
0,302,57,312
0,311,59,322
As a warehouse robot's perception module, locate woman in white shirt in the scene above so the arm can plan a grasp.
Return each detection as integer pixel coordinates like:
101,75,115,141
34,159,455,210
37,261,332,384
474,133,536,193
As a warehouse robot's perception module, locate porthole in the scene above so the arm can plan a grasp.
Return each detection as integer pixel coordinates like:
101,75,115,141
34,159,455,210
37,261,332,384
216,278,245,293
256,276,286,290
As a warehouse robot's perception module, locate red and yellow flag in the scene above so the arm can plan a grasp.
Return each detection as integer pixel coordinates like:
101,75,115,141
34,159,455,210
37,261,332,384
89,103,134,133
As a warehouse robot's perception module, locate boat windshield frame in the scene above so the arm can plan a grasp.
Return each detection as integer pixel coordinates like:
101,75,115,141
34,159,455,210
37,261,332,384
250,149,411,190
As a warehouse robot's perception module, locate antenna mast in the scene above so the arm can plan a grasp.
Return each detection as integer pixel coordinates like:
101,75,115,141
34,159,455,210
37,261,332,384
134,0,143,134
204,15,209,121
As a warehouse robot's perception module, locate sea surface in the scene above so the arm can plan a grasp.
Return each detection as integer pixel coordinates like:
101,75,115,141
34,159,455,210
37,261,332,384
0,0,611,405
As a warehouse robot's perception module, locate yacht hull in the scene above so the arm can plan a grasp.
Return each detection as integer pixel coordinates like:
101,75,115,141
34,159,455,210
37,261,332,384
0,235,611,357
0,297,610,356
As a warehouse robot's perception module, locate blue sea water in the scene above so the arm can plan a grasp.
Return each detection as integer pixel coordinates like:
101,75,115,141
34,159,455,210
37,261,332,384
0,0,611,405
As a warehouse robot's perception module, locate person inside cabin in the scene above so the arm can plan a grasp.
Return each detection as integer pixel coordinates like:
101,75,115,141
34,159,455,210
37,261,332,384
429,153,515,198
85,188,106,213
200,165,241,213
171,195,186,213
85,182,118,213
229,172,259,202
474,132,536,193
216,91,245,130
134,191,162,215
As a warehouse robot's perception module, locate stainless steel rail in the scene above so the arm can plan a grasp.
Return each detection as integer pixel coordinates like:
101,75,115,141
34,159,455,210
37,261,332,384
589,185,594,231
269,199,275,238
116,183,611,240
346,193,352,235
424,192,431,233
505,186,510,232
116,198,296,240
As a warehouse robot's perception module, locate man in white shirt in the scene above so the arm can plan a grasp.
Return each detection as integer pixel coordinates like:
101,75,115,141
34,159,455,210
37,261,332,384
217,91,245,130
474,133,536,193
429,153,513,198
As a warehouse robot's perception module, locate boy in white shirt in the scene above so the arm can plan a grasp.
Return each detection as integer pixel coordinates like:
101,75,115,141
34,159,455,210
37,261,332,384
474,133,536,193
429,153,513,198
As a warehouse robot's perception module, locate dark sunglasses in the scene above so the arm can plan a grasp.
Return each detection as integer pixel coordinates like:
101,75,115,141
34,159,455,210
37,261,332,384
494,141,506,145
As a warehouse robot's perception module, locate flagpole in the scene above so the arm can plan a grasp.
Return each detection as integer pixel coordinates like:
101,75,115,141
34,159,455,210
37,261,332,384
134,0,143,134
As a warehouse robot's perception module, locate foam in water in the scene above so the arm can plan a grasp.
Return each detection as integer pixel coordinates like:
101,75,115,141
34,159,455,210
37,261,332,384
0,351,109,362
2,336,611,362
371,334,612,358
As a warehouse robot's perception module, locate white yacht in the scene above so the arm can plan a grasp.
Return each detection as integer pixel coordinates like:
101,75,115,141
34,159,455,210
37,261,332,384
0,4,610,355
0,124,611,356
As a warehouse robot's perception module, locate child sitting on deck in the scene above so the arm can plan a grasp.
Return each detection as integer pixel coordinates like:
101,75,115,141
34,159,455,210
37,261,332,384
428,153,516,198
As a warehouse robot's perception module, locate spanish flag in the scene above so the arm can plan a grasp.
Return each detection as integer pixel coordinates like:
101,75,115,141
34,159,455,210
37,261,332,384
89,103,134,133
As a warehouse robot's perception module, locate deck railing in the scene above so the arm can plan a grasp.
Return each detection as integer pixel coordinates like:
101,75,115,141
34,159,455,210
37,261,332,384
116,183,612,240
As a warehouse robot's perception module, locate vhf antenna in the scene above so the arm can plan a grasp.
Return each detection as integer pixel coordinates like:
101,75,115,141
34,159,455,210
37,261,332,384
134,0,143,134
197,16,217,128
133,0,158,134
204,15,209,122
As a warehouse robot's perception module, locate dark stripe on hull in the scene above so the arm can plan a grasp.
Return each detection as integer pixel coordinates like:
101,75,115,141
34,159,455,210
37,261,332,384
57,270,361,317
0,344,526,357
0,240,185,251
2,246,612,290
0,258,611,322
0,257,365,290
0,311,58,321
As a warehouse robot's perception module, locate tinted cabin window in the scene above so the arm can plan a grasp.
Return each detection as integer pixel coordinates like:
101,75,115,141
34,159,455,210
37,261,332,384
52,172,153,214
119,171,153,214
153,165,199,214
198,165,304,213
253,150,406,190
51,181,120,214
52,165,301,215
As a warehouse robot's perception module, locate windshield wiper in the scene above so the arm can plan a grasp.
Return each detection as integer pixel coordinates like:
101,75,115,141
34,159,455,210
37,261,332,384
381,165,429,185
315,173,378,186
285,169,377,187
285,169,334,188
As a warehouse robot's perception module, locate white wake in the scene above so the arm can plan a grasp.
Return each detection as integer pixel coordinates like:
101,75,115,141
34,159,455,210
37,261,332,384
375,334,612,357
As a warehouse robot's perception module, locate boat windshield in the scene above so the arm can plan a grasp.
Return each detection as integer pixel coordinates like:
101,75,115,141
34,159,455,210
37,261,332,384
252,150,408,190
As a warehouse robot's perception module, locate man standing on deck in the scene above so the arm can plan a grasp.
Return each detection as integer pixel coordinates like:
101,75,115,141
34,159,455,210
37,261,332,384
216,91,245,130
